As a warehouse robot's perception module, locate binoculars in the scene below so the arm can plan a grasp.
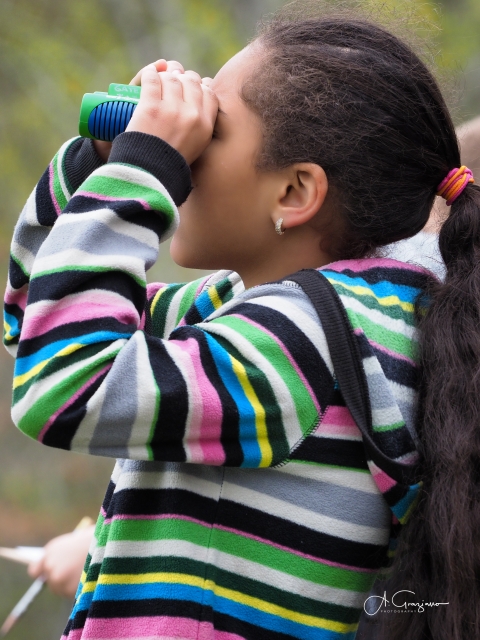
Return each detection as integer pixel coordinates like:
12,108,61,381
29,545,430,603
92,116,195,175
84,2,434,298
79,83,141,141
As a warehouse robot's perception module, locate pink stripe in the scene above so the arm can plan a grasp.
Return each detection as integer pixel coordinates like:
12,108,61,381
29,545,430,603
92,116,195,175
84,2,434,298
323,257,429,274
146,282,168,300
317,406,361,439
103,513,373,574
168,338,224,464
49,163,62,216
38,364,112,442
320,405,357,429
77,616,244,640
4,283,28,310
75,190,152,210
231,314,321,414
369,461,397,493
22,299,138,341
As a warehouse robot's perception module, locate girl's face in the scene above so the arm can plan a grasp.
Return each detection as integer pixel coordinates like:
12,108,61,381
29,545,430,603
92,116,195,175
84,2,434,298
170,45,286,278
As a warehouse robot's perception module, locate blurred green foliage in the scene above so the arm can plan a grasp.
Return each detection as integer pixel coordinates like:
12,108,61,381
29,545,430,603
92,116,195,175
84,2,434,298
0,1,478,638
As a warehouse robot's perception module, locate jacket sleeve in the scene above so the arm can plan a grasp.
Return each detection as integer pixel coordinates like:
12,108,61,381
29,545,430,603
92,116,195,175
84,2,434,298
4,138,105,355
10,132,327,468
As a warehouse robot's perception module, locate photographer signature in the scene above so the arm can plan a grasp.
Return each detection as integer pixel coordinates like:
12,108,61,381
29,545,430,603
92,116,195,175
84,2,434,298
364,590,449,615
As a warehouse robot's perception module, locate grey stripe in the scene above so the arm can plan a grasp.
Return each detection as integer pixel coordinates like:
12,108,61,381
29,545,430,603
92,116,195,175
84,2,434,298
44,218,158,269
90,344,139,457
220,467,390,528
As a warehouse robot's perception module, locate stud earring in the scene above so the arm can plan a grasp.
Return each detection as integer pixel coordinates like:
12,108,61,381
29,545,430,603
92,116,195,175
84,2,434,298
275,218,285,235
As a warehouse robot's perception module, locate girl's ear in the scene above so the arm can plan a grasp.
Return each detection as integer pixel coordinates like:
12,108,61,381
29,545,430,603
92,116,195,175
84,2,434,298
272,163,328,230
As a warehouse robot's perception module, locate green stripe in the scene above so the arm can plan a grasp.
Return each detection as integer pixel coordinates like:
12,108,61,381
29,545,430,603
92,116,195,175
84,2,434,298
81,174,175,223
175,279,205,325
31,265,146,287
97,518,373,591
372,420,406,433
16,349,120,440
52,151,69,211
345,309,415,358
336,284,417,327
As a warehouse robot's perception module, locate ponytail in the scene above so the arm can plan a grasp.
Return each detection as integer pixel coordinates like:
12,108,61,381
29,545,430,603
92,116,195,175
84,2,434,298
385,181,480,639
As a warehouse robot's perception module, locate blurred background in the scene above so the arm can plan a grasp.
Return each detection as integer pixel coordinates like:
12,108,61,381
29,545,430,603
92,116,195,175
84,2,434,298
0,0,479,637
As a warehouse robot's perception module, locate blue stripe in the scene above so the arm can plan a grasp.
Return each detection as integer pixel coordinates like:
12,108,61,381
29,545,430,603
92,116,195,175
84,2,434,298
4,310,20,339
15,331,130,376
204,332,261,467
321,270,420,304
194,288,216,320
391,483,420,521
77,582,355,640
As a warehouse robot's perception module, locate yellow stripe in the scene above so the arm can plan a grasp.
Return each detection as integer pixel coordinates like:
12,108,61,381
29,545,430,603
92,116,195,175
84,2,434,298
207,580,358,633
208,285,223,310
98,572,204,588
150,286,168,317
13,343,84,388
3,319,13,342
230,355,272,467
327,277,414,313
91,572,356,633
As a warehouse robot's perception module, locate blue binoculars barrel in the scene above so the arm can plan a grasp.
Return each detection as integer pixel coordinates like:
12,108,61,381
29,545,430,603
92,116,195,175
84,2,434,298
87,101,137,141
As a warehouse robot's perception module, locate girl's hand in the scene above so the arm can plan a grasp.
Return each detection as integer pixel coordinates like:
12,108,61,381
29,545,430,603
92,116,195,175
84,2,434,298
92,60,185,162
129,59,184,85
125,65,218,165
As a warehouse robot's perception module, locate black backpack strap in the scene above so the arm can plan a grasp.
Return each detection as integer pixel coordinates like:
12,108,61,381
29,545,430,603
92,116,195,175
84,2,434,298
287,268,417,486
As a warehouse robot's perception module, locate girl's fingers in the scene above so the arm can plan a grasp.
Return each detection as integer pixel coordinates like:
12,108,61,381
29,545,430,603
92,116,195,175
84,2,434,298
183,69,202,84
201,83,219,126
177,74,204,105
159,71,185,104
126,64,218,164
202,77,213,86
166,60,185,73
129,59,168,85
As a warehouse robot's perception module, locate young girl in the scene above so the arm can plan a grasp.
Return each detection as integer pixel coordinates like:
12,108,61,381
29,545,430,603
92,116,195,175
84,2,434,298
4,8,479,640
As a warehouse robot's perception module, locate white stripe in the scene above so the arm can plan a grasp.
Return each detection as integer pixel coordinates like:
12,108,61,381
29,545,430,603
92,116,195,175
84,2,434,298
113,466,222,501
163,283,192,336
279,460,379,494
339,293,417,340
161,339,201,462
31,247,147,284
23,188,41,227
100,539,366,608
71,371,108,454
56,138,79,201
126,333,159,459
11,240,35,278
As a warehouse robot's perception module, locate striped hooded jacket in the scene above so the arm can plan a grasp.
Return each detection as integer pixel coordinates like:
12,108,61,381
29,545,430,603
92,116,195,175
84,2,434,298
4,132,428,640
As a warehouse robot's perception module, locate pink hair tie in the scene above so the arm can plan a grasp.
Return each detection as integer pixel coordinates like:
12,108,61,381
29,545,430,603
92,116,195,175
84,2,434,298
436,165,474,206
